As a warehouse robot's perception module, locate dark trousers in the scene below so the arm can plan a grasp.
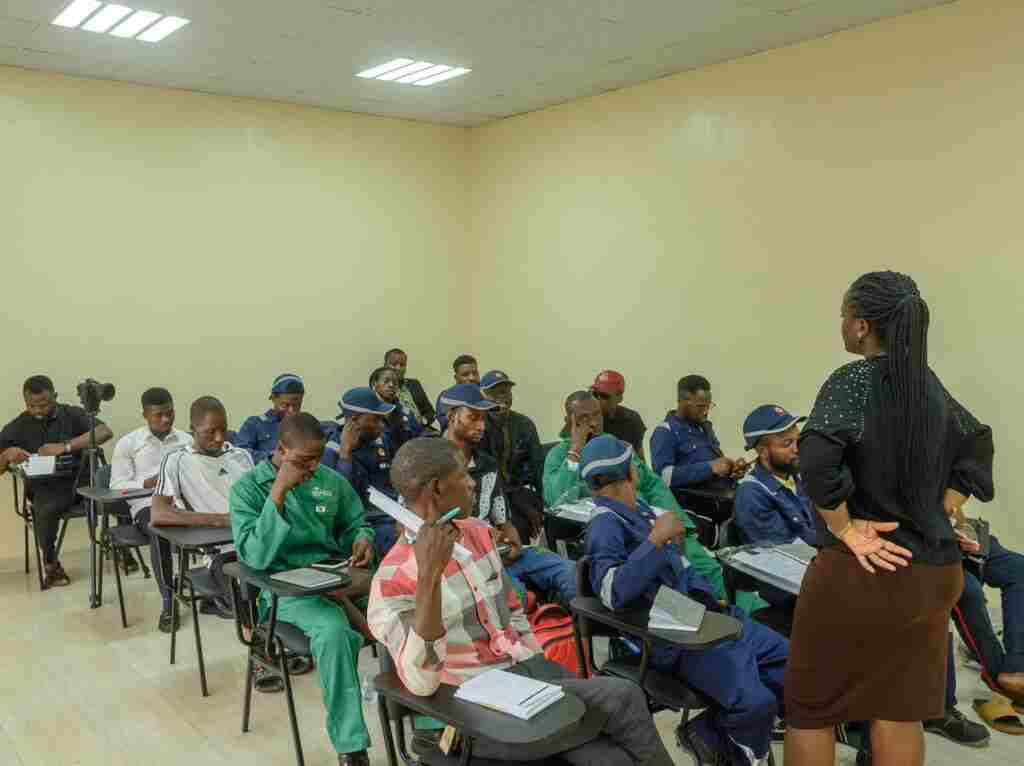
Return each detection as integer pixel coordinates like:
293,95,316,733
953,535,1024,681
134,507,174,611
29,479,77,564
472,656,675,766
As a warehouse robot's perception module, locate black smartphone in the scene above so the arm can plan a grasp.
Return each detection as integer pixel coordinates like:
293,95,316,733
312,557,350,572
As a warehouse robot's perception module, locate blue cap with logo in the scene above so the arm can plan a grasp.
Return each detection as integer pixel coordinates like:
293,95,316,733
580,434,634,489
339,387,396,417
480,370,516,391
271,373,305,395
439,383,499,412
743,405,806,450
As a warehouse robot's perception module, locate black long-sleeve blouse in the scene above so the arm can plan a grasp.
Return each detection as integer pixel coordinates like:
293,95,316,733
799,357,994,566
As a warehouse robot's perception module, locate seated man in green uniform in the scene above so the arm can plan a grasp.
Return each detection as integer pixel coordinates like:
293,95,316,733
544,390,765,613
230,413,376,766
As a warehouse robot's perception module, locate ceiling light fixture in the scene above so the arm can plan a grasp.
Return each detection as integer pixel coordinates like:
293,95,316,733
136,15,189,42
81,4,133,33
109,9,161,38
50,2,189,42
52,0,103,28
414,67,471,87
355,58,414,79
356,58,471,87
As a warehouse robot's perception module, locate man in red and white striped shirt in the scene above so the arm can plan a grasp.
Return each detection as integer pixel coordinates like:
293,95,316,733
368,438,674,766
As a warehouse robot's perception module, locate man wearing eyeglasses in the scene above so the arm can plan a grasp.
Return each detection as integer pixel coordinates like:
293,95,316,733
590,370,647,463
650,375,750,492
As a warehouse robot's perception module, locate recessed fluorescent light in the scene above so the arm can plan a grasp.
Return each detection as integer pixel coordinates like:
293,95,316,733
377,61,435,82
52,0,103,29
397,64,451,84
414,67,471,87
356,58,414,79
110,9,161,38
81,4,133,33
136,15,189,42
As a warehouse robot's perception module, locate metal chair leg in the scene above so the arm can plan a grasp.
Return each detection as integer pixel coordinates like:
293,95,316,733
242,654,255,733
189,580,209,697
170,588,179,665
376,693,399,766
112,546,128,629
280,642,306,766
23,522,29,574
136,548,151,579
31,511,46,591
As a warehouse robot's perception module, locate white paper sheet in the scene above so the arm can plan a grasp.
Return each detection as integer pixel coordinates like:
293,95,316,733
368,487,472,562
22,455,57,477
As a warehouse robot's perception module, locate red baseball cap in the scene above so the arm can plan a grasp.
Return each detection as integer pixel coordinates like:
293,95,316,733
592,370,625,396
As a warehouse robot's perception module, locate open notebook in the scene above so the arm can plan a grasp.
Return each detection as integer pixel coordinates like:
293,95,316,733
454,669,564,720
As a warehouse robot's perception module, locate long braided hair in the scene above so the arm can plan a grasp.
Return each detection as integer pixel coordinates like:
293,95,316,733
845,271,938,508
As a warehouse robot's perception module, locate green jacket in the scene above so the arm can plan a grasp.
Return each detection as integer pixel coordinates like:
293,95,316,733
230,461,374,573
543,438,695,530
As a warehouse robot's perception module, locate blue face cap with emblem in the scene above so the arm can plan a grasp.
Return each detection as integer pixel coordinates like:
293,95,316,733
271,373,305,396
439,383,498,412
743,404,807,450
480,370,516,391
580,434,634,490
339,387,396,418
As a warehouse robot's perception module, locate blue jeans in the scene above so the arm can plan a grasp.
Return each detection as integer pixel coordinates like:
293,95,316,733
504,548,577,606
368,514,398,561
952,534,1024,681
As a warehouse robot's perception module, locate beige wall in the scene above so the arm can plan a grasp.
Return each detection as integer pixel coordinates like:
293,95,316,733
3,0,1022,565
468,0,1024,550
0,67,473,564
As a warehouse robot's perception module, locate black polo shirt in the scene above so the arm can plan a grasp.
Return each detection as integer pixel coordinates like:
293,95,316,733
603,405,647,460
1,404,101,476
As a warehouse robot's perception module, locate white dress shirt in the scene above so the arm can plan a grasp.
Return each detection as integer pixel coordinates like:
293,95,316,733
110,427,193,518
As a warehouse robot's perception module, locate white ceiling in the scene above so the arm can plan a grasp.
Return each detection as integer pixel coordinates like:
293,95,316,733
0,0,954,126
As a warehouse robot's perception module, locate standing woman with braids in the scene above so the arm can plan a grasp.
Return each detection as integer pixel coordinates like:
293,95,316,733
784,271,994,766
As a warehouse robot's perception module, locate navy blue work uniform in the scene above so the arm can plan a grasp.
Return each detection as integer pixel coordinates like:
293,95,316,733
734,463,817,546
650,413,731,490
236,409,335,466
586,496,788,764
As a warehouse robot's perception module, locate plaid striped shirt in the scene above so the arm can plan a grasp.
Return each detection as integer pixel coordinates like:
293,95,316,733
368,518,540,696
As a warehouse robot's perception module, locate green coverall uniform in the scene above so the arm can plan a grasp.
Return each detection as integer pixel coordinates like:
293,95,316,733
230,461,375,755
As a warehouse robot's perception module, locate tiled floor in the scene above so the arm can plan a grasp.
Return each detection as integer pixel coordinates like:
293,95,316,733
0,545,1019,766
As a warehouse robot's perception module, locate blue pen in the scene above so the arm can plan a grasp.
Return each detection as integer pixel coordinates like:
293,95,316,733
432,507,461,528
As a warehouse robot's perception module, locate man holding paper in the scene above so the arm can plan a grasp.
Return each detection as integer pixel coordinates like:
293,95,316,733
230,413,375,766
368,437,675,766
1,374,113,588
582,435,788,766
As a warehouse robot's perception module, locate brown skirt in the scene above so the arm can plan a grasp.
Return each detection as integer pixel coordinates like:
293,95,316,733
784,547,963,728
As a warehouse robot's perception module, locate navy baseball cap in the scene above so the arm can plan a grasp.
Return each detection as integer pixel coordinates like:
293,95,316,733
743,405,806,450
440,383,498,412
271,373,305,395
580,435,634,489
480,370,516,391
339,387,396,417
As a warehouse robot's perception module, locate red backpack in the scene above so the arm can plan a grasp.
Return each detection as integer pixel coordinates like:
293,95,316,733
528,604,584,678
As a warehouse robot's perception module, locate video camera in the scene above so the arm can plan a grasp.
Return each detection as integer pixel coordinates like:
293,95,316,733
77,379,116,414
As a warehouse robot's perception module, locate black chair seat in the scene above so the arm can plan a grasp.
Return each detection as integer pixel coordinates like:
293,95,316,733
601,657,713,712
274,621,312,656
107,524,150,548
187,567,222,597
411,737,562,766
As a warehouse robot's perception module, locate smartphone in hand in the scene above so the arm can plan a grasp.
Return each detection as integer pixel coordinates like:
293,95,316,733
312,557,351,572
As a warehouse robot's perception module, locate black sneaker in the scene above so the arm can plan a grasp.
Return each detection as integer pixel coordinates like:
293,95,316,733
43,562,71,588
199,596,234,620
338,751,369,766
676,714,729,766
158,609,180,634
924,707,990,747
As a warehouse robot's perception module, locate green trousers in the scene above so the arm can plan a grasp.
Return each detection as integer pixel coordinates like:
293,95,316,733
274,595,370,754
684,535,768,614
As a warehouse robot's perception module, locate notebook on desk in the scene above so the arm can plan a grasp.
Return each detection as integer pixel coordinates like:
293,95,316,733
453,669,564,720
649,586,707,632
270,567,347,589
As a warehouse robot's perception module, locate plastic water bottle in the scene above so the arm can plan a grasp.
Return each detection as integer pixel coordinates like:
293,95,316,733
361,674,377,704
